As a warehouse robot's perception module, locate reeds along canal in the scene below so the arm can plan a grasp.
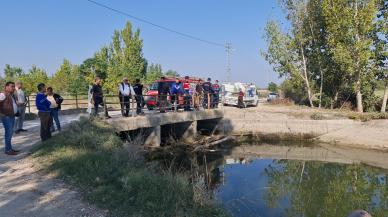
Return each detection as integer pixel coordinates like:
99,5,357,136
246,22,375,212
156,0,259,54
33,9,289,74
146,139,388,217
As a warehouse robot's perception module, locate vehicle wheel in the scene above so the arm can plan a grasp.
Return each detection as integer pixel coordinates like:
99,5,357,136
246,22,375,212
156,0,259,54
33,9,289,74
147,105,154,110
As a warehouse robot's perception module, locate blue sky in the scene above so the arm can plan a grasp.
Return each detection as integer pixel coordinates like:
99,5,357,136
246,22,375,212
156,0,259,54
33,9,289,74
0,0,286,87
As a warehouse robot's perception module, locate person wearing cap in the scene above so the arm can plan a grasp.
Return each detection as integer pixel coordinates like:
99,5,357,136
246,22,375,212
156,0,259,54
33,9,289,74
202,78,213,109
118,77,134,117
133,78,144,115
212,80,220,108
158,76,170,113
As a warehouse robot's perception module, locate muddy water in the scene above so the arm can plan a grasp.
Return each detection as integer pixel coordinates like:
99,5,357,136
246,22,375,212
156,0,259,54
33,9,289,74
201,143,388,217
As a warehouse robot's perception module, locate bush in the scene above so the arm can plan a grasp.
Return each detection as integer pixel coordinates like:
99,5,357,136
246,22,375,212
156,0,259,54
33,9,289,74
32,117,228,217
310,112,324,120
347,112,388,122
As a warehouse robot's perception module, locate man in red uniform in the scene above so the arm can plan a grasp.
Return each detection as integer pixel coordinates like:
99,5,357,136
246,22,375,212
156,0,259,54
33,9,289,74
238,88,245,109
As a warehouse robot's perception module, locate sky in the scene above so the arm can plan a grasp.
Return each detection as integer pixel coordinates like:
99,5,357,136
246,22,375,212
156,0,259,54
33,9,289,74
0,0,287,87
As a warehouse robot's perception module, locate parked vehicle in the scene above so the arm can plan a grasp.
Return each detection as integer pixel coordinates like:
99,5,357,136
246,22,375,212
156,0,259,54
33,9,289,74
267,92,279,102
222,82,259,107
144,77,201,110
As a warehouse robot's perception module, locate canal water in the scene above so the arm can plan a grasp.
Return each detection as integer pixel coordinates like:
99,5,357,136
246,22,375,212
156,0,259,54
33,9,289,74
199,143,388,217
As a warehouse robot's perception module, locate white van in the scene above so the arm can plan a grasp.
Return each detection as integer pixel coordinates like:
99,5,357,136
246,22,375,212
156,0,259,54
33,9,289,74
222,82,259,107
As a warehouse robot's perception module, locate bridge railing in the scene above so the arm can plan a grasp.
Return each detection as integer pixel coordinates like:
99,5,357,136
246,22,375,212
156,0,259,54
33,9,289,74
25,92,223,115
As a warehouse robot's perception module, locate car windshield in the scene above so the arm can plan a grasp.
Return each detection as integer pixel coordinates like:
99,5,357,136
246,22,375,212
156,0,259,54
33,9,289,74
149,82,158,90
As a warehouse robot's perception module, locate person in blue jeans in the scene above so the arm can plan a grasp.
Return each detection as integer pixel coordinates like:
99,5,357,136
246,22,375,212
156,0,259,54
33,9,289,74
0,81,19,155
46,87,63,132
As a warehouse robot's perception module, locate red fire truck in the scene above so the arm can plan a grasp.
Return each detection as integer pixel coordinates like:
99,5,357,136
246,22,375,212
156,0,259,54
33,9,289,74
144,77,202,110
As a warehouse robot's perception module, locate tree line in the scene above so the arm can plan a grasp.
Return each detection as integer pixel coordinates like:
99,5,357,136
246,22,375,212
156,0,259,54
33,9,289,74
0,21,180,96
263,0,387,112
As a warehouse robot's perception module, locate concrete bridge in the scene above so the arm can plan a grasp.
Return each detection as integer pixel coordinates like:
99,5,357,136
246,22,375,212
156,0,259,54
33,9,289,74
106,109,224,147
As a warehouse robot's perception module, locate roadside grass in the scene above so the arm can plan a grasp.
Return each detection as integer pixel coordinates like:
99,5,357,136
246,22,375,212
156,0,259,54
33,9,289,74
32,117,228,217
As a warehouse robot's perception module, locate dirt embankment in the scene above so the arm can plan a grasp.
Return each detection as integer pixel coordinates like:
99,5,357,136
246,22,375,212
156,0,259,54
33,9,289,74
221,105,388,150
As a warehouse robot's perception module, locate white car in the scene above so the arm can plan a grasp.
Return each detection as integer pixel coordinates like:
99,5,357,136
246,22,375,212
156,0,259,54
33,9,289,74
222,82,259,107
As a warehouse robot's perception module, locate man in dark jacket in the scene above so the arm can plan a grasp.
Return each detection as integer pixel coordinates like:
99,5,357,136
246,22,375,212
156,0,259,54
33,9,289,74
0,81,19,155
91,77,108,117
133,78,144,115
202,78,213,109
158,77,170,113
212,80,220,108
36,83,52,141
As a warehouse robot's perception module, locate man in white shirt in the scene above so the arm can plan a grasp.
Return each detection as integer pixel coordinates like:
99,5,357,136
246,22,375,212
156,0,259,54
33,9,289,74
118,77,134,117
14,81,27,134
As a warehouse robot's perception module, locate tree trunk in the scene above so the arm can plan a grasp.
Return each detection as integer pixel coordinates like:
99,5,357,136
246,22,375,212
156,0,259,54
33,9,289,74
331,91,339,109
300,46,314,107
354,2,363,113
319,69,323,109
356,80,363,113
381,81,388,113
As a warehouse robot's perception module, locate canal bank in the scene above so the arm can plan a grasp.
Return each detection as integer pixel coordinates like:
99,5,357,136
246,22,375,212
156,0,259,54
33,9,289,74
219,106,388,150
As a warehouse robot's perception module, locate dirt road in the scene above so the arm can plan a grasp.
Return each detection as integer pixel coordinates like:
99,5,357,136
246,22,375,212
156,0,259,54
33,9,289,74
0,114,106,217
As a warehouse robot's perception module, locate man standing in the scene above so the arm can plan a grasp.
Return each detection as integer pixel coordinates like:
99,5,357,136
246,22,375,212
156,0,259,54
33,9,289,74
46,87,63,132
14,80,27,134
194,79,203,110
118,77,134,117
202,78,213,109
91,77,104,117
171,78,183,111
0,82,19,155
133,78,144,115
183,76,191,111
212,80,220,108
158,76,170,113
35,83,52,141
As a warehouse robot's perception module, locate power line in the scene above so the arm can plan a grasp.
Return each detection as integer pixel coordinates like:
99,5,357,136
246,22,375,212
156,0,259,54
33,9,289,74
86,0,225,48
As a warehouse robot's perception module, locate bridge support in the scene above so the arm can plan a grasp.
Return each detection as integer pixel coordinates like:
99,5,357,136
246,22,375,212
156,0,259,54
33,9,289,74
144,126,161,147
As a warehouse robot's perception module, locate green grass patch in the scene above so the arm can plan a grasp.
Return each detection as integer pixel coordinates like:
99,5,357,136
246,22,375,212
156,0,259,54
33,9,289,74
32,117,228,217
347,112,388,122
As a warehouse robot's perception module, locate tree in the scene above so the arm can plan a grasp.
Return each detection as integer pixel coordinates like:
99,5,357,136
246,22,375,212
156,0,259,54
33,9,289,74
268,82,278,92
3,64,23,81
262,20,315,107
372,0,388,112
164,70,180,78
145,63,163,84
103,22,147,93
19,65,49,95
322,0,377,112
51,59,73,93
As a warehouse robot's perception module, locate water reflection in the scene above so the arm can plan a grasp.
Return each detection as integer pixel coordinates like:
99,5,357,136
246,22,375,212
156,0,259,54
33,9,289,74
202,144,388,217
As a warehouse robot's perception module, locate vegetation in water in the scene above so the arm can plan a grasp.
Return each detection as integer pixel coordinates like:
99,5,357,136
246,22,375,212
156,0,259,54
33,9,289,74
264,160,388,217
32,117,228,217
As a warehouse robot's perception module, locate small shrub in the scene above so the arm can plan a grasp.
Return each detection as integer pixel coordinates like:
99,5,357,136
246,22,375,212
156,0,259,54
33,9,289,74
310,112,324,120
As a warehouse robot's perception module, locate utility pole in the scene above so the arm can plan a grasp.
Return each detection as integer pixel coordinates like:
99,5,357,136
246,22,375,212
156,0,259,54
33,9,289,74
225,42,233,82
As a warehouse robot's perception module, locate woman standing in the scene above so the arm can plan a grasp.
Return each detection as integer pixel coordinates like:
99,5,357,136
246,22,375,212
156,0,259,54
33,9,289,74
46,87,63,132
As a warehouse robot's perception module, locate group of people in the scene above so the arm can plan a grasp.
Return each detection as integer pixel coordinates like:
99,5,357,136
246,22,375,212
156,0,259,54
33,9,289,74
89,77,144,118
158,76,221,113
1,76,223,155
0,81,63,155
